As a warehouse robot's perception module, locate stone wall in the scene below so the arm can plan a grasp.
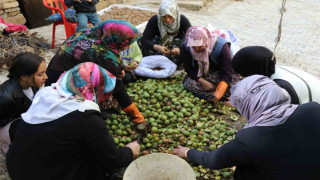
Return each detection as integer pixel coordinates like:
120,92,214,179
0,0,26,24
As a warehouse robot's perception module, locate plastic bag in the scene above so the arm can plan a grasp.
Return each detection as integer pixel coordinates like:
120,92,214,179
207,24,240,57
0,17,27,33
0,23,8,32
133,55,177,78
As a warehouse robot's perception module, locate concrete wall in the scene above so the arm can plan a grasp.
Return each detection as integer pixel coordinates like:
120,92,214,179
0,0,26,24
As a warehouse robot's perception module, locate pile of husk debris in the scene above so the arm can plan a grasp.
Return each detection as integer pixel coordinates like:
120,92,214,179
100,7,156,26
0,31,51,70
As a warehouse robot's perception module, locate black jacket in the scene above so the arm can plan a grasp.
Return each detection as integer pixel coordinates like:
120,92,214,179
188,102,320,180
140,14,191,50
7,110,133,180
64,0,98,13
0,78,38,127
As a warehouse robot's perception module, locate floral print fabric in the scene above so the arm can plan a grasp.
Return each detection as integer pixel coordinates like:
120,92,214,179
57,62,116,104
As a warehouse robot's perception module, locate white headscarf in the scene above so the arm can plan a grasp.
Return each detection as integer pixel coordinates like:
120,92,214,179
157,0,181,44
21,84,100,124
230,75,298,128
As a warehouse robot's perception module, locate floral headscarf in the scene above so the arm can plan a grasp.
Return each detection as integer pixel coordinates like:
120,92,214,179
57,62,116,104
230,75,298,128
185,26,218,77
157,0,181,46
90,20,141,54
22,62,116,124
62,20,141,71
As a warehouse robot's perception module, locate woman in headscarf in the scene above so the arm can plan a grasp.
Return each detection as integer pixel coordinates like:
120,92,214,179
174,75,320,180
7,62,140,180
45,19,146,125
139,0,191,66
232,46,320,104
180,26,241,103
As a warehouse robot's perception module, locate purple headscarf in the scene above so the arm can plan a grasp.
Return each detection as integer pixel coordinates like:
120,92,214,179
230,75,298,128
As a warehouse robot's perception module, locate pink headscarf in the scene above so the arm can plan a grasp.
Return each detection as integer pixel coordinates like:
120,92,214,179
185,26,218,77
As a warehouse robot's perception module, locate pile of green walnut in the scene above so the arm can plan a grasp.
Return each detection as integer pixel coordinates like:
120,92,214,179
106,73,242,180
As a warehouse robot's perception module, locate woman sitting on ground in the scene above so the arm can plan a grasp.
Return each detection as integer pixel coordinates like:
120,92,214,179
6,62,140,180
174,75,320,180
0,52,47,153
180,26,241,103
231,46,320,104
139,0,191,66
45,19,146,125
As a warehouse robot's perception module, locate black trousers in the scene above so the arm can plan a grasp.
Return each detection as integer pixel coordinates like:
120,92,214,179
46,66,132,108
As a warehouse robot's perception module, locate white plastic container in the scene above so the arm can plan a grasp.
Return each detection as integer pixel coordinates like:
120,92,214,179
123,153,196,180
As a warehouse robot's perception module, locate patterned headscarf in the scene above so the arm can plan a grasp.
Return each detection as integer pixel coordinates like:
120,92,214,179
57,62,116,104
62,20,141,67
157,0,181,46
230,75,298,128
22,62,116,124
185,26,218,77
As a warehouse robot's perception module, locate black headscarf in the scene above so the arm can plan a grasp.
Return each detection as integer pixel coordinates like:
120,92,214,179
231,46,276,77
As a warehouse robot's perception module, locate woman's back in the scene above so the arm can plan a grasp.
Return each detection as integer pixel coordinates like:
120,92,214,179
6,110,132,180
234,102,320,180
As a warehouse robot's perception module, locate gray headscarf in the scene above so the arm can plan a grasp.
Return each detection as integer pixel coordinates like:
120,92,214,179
230,75,298,128
157,0,181,46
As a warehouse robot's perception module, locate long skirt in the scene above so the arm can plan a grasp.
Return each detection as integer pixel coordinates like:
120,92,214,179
183,71,242,100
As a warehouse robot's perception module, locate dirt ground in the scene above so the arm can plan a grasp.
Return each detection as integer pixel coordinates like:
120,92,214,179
0,152,8,179
100,7,156,26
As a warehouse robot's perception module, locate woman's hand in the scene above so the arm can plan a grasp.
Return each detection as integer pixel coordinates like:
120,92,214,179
224,97,235,107
154,45,171,56
198,78,214,92
173,145,190,158
126,61,139,70
126,141,140,159
171,48,180,56
121,70,125,78
160,46,171,56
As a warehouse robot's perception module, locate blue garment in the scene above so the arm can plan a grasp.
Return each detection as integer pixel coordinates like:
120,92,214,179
76,12,101,32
